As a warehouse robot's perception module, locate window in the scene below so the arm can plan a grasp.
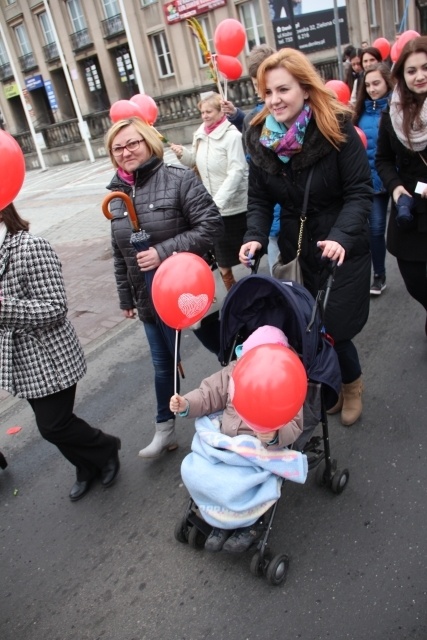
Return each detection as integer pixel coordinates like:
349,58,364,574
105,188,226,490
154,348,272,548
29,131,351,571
85,61,102,92
103,0,120,18
368,0,378,27
67,0,87,32
0,38,9,66
39,12,55,45
140,0,158,7
195,17,214,67
151,32,174,77
238,0,265,52
14,24,32,56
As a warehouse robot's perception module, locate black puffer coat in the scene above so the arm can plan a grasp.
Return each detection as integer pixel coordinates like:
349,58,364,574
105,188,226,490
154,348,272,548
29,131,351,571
245,117,373,342
106,156,224,323
376,108,427,261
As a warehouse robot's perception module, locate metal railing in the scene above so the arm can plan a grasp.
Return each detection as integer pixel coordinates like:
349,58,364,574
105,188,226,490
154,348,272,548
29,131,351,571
43,42,60,63
70,28,93,52
12,59,340,155
18,52,37,72
101,14,125,39
0,62,13,82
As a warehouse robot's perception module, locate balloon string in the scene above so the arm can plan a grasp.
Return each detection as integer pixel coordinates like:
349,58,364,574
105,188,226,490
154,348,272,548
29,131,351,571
224,78,228,102
174,329,179,396
211,55,225,100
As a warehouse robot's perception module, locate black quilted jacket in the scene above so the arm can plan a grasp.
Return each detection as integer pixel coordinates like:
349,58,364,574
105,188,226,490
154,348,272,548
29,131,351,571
106,156,224,323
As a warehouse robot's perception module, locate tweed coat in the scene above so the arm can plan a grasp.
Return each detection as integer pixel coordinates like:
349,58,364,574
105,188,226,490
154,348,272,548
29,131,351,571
106,155,224,323
0,231,86,398
245,116,373,342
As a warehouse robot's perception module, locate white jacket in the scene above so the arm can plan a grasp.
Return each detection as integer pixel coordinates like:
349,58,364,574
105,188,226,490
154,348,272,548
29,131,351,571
180,118,248,217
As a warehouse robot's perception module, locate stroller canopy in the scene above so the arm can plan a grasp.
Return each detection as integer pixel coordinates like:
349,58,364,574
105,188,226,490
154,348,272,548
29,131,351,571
219,274,341,405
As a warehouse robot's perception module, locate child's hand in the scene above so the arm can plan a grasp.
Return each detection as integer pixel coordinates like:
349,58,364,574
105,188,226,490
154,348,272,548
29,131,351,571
255,430,277,444
170,394,187,414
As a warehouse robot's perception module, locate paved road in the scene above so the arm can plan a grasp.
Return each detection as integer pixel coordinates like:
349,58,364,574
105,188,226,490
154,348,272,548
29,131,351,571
1,159,426,640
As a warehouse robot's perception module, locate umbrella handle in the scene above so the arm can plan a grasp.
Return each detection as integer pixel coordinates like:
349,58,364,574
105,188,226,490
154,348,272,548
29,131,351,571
101,191,140,232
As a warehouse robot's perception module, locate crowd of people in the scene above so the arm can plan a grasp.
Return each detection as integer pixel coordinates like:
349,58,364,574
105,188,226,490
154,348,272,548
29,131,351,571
1,37,427,534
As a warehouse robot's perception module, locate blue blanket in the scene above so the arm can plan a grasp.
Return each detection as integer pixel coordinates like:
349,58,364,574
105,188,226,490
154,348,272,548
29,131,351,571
181,416,308,529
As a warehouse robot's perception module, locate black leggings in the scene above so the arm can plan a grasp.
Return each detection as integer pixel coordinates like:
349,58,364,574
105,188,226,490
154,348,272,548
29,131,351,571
334,339,362,385
397,258,427,311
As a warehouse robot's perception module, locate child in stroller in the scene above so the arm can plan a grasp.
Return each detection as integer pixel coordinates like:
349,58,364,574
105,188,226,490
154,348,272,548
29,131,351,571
170,324,308,553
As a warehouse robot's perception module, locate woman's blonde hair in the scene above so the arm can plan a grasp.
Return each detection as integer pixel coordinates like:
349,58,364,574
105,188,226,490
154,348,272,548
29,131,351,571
252,48,352,148
197,91,222,112
105,117,164,168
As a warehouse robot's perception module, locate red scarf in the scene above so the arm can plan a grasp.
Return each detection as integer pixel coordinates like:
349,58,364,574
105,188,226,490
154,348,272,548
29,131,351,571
118,167,135,185
204,114,227,135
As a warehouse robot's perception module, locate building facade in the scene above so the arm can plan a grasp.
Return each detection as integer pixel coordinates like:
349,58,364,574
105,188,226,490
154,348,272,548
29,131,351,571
0,0,421,153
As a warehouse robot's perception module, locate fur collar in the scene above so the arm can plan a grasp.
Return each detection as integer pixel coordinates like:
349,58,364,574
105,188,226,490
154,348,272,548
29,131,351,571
246,117,347,174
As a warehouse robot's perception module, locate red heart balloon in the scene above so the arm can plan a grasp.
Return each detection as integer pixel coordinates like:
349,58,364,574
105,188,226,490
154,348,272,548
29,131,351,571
0,130,25,210
130,94,158,126
110,100,144,122
152,253,215,330
229,344,307,433
214,19,246,57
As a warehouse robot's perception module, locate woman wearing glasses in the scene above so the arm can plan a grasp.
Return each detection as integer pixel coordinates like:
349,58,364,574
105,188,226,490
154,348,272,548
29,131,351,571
104,118,223,459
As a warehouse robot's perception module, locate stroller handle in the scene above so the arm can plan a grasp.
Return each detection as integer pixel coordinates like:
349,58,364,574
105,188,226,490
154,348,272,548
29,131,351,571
306,260,337,333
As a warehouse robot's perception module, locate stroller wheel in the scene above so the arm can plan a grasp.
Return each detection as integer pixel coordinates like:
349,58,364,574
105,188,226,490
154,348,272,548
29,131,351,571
266,554,289,586
315,460,328,487
0,451,7,470
250,551,267,578
187,525,207,550
331,468,350,494
174,517,190,544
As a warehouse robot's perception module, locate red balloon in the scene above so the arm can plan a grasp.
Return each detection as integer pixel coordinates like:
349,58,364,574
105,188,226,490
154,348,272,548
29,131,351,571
216,55,243,81
151,253,215,330
396,30,420,58
130,94,158,125
390,41,399,63
229,344,308,433
354,126,368,149
0,130,25,210
110,100,143,122
214,19,246,57
325,80,351,105
372,37,391,60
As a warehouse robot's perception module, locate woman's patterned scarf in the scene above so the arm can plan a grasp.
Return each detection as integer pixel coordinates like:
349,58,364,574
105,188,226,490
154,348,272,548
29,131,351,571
389,87,427,152
259,104,312,163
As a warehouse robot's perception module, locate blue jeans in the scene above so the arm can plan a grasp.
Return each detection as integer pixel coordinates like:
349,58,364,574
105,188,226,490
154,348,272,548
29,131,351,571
143,322,179,423
369,193,389,277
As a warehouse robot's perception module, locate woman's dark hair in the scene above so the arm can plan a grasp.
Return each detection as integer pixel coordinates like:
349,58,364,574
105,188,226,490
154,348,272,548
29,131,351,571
353,63,394,124
391,36,427,145
1,202,29,235
344,48,363,91
361,47,383,68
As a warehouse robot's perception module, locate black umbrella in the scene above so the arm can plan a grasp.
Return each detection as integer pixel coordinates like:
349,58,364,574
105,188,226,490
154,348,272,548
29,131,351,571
102,191,183,386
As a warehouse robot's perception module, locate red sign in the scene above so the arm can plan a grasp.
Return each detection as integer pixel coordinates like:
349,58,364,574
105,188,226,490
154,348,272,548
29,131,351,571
164,0,226,23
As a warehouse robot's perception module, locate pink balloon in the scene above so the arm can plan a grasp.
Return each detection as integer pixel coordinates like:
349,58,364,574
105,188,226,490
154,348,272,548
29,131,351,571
216,55,243,81
325,80,351,105
130,94,158,125
355,126,368,149
372,37,391,60
214,19,246,57
110,100,144,122
396,30,420,57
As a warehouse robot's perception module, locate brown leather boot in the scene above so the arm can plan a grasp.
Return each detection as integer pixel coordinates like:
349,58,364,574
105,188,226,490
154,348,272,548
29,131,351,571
326,390,343,415
341,377,363,426
220,270,236,291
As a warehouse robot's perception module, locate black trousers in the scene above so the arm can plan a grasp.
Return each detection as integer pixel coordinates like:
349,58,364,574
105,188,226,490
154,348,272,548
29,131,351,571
27,384,116,482
397,258,427,311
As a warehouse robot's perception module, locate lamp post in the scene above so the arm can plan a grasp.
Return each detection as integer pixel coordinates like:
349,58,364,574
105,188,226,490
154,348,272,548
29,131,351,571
42,0,95,163
333,0,344,81
0,22,46,170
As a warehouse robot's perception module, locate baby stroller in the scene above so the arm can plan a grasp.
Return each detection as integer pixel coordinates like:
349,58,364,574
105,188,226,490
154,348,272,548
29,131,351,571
174,273,348,586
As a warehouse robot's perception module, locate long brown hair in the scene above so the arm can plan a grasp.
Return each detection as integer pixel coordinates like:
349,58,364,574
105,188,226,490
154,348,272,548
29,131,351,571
1,203,29,235
353,63,394,124
392,36,427,144
251,48,352,148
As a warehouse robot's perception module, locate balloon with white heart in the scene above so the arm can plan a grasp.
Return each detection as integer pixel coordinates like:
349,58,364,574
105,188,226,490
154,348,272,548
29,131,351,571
178,293,209,318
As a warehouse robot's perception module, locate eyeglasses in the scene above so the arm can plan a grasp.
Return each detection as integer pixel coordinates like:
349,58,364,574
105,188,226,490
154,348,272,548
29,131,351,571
110,139,144,156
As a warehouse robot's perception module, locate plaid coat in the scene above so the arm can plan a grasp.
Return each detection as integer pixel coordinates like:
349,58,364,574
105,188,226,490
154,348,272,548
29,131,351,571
0,231,86,398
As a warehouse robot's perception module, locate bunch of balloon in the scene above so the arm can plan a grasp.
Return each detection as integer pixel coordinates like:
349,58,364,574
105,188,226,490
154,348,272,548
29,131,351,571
325,80,351,105
109,94,165,142
0,130,26,210
213,19,246,99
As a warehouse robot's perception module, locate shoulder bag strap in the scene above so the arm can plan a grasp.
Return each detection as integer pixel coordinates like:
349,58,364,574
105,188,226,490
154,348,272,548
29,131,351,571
297,167,314,257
